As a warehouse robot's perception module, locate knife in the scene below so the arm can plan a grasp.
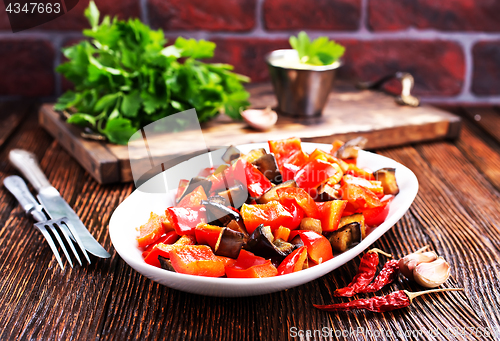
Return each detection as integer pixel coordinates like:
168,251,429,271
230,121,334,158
3,175,47,222
9,149,111,258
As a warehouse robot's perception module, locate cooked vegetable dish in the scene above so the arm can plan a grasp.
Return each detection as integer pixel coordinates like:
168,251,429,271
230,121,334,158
136,137,399,278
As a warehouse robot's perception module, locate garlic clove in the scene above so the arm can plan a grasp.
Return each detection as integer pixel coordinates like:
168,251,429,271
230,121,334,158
399,251,438,280
241,107,278,131
413,257,451,288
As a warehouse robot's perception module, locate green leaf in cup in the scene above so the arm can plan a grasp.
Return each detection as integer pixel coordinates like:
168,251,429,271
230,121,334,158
289,32,345,66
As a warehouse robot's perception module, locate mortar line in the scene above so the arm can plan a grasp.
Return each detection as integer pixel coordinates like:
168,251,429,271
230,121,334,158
359,0,369,33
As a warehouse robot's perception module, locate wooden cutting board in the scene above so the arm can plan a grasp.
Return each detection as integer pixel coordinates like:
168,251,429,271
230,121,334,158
39,83,461,184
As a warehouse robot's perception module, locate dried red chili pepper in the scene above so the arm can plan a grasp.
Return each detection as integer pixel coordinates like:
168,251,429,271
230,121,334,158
358,259,400,294
314,288,462,313
334,248,392,297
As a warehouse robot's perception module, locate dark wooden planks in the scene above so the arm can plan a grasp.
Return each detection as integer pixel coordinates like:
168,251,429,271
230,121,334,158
461,107,500,144
0,101,32,149
380,144,500,335
0,109,133,340
1,103,500,341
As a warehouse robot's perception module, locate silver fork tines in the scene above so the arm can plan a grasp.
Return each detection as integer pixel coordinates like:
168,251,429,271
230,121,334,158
34,218,90,270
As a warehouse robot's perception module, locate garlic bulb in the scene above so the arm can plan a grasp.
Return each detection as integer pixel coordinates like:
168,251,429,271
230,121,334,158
413,257,451,288
399,251,438,280
241,107,277,131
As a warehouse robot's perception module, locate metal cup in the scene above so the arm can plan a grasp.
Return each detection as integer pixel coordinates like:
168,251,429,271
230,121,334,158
266,49,342,118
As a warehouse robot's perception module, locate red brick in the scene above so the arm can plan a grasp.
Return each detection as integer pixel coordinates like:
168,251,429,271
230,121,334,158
368,0,500,32
148,0,256,32
0,39,55,96
0,1,12,30
211,38,289,82
263,0,360,31
336,40,465,96
472,41,500,96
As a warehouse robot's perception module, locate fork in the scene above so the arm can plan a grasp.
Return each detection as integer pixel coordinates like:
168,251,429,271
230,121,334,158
3,175,90,270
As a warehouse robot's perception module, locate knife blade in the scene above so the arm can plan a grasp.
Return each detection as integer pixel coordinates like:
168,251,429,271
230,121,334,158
9,149,111,258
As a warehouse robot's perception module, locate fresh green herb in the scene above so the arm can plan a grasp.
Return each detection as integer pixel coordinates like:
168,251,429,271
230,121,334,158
55,1,250,145
289,31,345,66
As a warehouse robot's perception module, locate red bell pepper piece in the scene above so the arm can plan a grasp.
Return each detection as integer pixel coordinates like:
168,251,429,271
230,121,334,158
143,234,196,267
225,250,278,278
346,164,375,180
273,226,291,242
277,246,308,275
241,200,302,234
363,195,393,227
341,175,384,198
330,140,344,155
340,183,383,212
277,187,320,219
177,185,208,209
269,137,309,176
289,230,333,265
208,159,271,198
208,159,245,193
166,206,207,236
195,223,223,250
137,212,166,247
317,200,347,232
280,162,302,182
216,255,237,268
242,160,273,198
175,179,189,203
169,245,226,277
141,230,179,258
309,148,337,164
294,159,340,193
342,158,357,165
198,166,216,178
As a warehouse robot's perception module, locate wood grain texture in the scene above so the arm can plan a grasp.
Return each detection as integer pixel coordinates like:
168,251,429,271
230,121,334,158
461,107,500,144
38,84,461,184
0,101,31,148
1,103,499,341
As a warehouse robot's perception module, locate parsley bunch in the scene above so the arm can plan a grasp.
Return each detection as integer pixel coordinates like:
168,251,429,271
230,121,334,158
55,1,250,144
289,31,345,66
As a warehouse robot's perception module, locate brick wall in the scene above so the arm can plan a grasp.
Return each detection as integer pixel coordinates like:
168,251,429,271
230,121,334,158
0,0,499,104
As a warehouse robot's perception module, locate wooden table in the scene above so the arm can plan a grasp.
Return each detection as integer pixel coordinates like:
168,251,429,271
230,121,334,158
1,102,500,340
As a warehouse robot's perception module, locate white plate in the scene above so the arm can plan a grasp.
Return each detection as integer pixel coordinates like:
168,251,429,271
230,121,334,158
109,142,418,297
